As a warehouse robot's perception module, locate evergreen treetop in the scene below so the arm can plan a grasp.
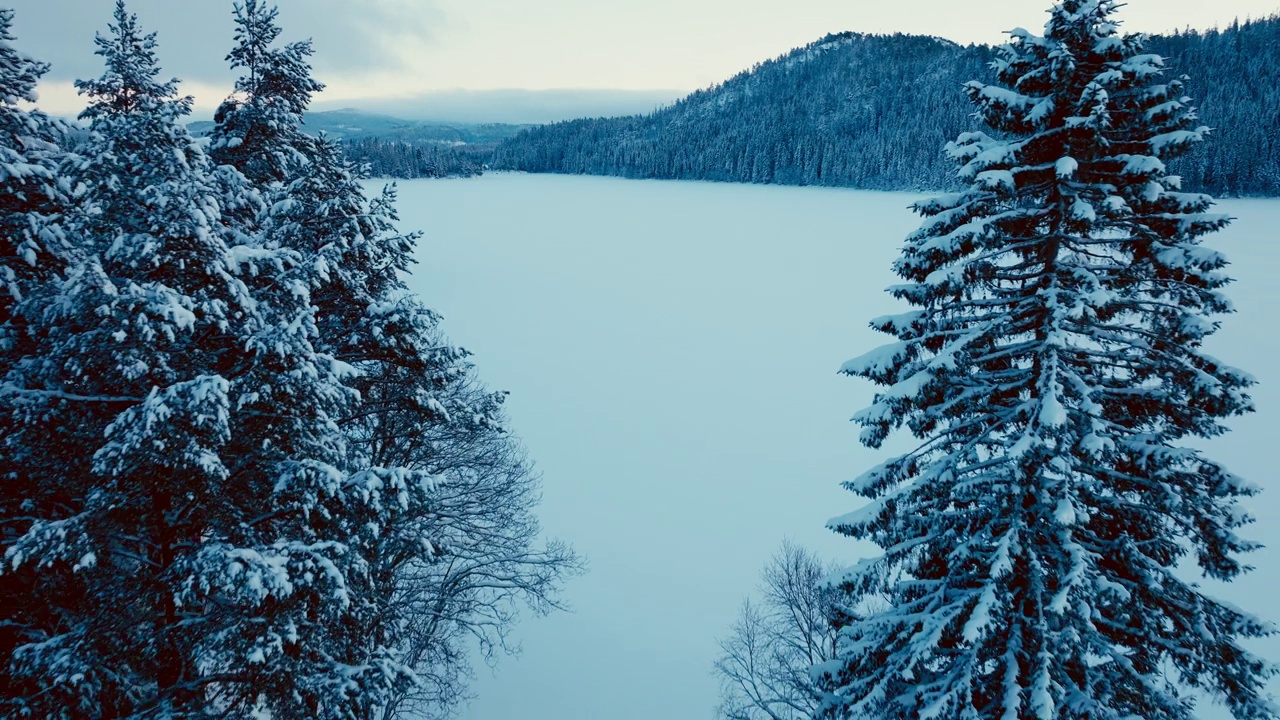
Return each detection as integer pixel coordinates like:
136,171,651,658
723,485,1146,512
209,0,324,186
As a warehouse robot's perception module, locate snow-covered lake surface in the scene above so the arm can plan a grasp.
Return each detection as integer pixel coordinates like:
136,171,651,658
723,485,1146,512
386,173,1280,720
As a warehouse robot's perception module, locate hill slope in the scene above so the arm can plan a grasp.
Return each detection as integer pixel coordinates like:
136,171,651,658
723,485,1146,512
493,19,1280,196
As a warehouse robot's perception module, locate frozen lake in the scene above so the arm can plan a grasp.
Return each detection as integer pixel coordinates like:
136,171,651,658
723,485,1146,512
385,173,1280,720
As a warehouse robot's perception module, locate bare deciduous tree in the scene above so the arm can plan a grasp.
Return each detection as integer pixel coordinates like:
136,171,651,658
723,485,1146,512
349,343,583,720
714,542,844,720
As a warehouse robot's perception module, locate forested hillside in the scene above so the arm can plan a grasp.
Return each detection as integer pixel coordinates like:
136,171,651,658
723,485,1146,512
493,18,1280,196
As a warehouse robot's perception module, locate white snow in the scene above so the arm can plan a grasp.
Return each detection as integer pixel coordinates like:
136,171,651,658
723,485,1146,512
384,173,1280,720
963,584,998,643
1054,498,1077,527
840,341,909,377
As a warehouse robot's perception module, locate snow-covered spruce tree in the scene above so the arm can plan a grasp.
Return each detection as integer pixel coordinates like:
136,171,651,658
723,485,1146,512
203,140,445,719
1,2,254,715
205,2,447,436
295,139,583,720
0,7,77,710
206,10,441,709
192,177,413,719
821,2,1275,719
114,4,427,715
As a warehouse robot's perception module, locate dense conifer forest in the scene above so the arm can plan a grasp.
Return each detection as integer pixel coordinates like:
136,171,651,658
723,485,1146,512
492,18,1280,196
341,138,488,179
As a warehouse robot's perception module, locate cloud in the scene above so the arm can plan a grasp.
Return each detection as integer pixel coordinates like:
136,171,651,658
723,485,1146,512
5,0,445,85
279,0,446,78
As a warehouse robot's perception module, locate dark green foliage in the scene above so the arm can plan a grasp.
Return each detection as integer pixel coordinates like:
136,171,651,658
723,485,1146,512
0,6,75,711
2,3,255,715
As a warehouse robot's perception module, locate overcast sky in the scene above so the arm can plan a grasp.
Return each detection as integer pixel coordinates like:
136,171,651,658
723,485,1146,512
9,0,1280,121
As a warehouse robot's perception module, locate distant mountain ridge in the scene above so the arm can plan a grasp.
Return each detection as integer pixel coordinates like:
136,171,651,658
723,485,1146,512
491,19,1280,196
189,110,529,178
189,109,529,145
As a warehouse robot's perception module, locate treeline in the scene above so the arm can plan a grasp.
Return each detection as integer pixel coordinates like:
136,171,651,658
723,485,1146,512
493,18,1280,196
342,137,488,179
0,2,575,719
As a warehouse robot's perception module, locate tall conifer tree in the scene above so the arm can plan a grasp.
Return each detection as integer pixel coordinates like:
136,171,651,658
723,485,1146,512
0,8,76,710
823,2,1275,719
206,5,456,714
2,3,252,715
205,11,567,716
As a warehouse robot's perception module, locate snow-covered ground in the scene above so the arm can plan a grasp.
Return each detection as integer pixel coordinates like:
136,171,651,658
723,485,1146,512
386,172,1280,720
